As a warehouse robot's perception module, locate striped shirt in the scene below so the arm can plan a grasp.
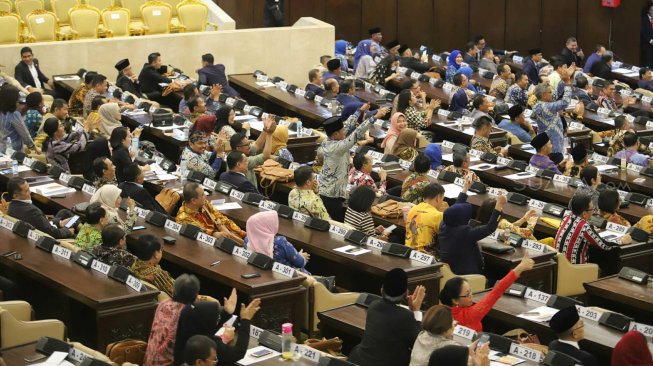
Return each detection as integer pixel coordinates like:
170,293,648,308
554,214,615,264
344,207,375,236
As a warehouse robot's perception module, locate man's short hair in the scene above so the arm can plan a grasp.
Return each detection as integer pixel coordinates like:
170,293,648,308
602,51,613,63
341,79,354,93
101,223,125,248
465,41,476,52
570,193,592,216
623,132,639,147
129,234,161,261
598,189,620,214
308,69,320,82
92,156,109,178
452,73,465,87
173,273,200,304
414,153,430,173
294,166,313,187
472,95,485,110
580,166,598,186
86,202,106,225
353,153,368,170
7,177,26,199
422,183,445,200
91,74,107,87
183,84,198,100
183,335,216,366
226,151,244,170
551,57,566,70
482,47,493,56
123,162,141,182
575,76,588,89
640,67,651,79
472,115,493,130
84,71,98,85
614,115,627,129
91,95,106,111
229,133,247,151
147,52,161,64
566,37,578,44
50,98,67,113
595,44,604,52
201,53,214,64
183,182,202,203
187,96,202,112
20,47,32,56
452,150,467,168
534,83,549,100
325,78,338,91
473,35,484,44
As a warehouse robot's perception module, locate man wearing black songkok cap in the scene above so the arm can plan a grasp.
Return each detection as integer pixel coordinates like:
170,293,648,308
498,104,535,144
548,306,598,366
115,58,144,99
563,143,588,177
322,59,343,88
318,103,389,221
528,132,568,174
348,268,426,366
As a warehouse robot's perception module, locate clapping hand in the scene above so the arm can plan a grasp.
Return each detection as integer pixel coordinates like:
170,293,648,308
223,288,238,314
407,285,426,311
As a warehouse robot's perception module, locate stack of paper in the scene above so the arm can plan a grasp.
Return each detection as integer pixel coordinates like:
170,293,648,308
517,305,559,323
30,183,76,197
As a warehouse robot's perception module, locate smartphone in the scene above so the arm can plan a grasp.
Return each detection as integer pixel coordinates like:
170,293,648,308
251,349,273,358
132,225,146,231
65,215,80,228
345,248,362,253
24,353,47,363
385,224,397,233
241,273,261,279
476,334,490,351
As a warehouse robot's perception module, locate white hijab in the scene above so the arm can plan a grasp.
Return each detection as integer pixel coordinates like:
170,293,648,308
90,185,123,224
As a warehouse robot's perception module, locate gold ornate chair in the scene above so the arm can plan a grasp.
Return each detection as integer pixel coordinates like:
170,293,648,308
0,11,23,44
50,0,77,39
176,0,217,32
68,3,102,39
25,9,63,42
15,0,44,22
101,6,133,36
87,0,112,11
119,0,145,34
0,0,13,12
140,0,171,34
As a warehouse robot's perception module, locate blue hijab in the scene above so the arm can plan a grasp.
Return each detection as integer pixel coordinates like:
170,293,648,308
456,66,477,92
335,40,348,56
354,40,375,71
447,50,462,71
424,143,443,170
442,202,474,227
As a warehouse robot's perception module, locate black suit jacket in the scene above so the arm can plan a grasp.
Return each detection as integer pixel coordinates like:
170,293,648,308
219,171,259,194
118,181,166,213
7,200,73,239
111,146,132,183
548,340,597,366
14,59,49,88
642,14,653,45
116,74,143,98
560,47,584,67
400,57,430,73
137,64,171,99
590,61,613,80
348,299,421,366
463,52,480,68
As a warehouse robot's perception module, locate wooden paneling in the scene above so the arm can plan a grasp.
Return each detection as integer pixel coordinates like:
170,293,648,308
541,0,577,58
612,0,649,66
361,0,397,44
216,0,256,29
469,0,506,50
434,0,469,52
287,0,325,26
324,0,361,41
577,0,611,61
397,0,435,49
505,0,541,54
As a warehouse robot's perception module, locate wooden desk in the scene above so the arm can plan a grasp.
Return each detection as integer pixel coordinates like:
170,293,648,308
473,291,653,366
584,275,653,324
0,224,158,350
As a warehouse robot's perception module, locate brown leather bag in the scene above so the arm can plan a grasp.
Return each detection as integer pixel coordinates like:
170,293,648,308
304,337,345,358
162,83,182,97
503,328,548,355
105,339,147,365
254,159,294,196
155,187,181,215
371,199,404,219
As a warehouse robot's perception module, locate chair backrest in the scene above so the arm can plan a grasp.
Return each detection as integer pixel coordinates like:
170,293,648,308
176,0,206,32
160,0,178,15
119,0,144,19
69,3,100,38
101,6,129,36
86,0,112,11
0,308,64,348
140,0,170,34
51,0,77,24
0,12,22,44
26,9,59,42
0,0,12,12
15,0,44,21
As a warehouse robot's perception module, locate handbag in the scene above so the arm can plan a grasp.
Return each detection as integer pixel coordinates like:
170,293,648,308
155,188,181,215
254,159,294,196
371,199,404,219
105,339,147,365
304,337,345,358
162,82,182,97
503,328,548,355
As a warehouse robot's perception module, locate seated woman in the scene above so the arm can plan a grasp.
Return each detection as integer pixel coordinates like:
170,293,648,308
90,185,137,233
110,126,148,183
245,211,310,274
445,50,463,83
369,55,399,87
598,189,631,227
442,150,480,183
74,202,108,250
24,92,44,138
440,254,534,332
270,125,294,162
91,224,137,267
182,131,224,179
354,41,378,79
345,186,388,237
381,112,407,155
98,102,123,138
396,89,439,133
42,118,89,173
214,106,249,138
392,128,419,161
129,234,175,297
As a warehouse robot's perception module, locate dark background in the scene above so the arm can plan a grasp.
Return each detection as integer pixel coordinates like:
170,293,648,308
215,0,649,66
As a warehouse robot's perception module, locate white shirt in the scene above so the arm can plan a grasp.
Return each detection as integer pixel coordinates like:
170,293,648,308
27,63,41,89
557,339,580,349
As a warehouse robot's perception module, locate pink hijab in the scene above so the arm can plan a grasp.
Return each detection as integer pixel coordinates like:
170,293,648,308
246,211,278,258
381,112,406,148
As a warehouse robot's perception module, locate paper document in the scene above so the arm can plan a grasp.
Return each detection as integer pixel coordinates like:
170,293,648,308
30,183,76,197
517,305,559,322
334,245,371,256
255,81,276,88
215,202,243,211
503,172,535,180
442,184,477,199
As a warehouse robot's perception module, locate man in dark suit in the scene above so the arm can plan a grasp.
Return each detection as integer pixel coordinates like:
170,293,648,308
589,52,614,80
463,41,480,69
219,151,259,194
197,53,239,98
560,37,584,67
6,177,76,239
118,163,167,213
138,52,185,112
305,69,325,97
14,47,55,96
548,306,598,366
115,58,144,99
348,269,425,366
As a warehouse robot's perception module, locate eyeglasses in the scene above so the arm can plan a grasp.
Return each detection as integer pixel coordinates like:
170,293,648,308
458,291,472,298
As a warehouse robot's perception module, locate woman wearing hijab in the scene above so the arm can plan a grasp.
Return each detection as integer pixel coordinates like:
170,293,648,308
98,103,122,137
382,112,407,154
396,89,438,132
214,106,248,138
42,118,89,173
271,125,294,162
439,193,506,275
90,184,137,233
392,128,419,161
424,143,443,170
354,40,373,73
611,330,653,366
245,211,310,274
446,50,463,83
355,41,379,79
370,54,399,86
335,40,350,73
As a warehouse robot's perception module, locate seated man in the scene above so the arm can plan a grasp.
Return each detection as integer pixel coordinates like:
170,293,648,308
479,47,497,74
138,52,186,112
288,166,331,220
336,79,359,106
119,163,167,213
598,189,631,227
505,72,529,108
181,335,217,366
305,69,325,97
219,151,259,194
91,223,137,268
83,74,109,117
564,144,588,178
324,78,340,99
498,105,535,144
197,53,240,97
401,153,431,204
405,182,451,252
489,63,513,99
178,83,220,116
449,73,469,113
469,95,493,120
92,156,117,188
471,116,508,155
638,67,653,92
443,150,480,182
348,153,387,195
69,71,96,117
529,133,566,174
228,115,275,190
615,132,651,167
6,177,77,239
322,59,343,88
14,47,56,97
348,269,424,366
176,182,245,244
548,307,598,366
115,58,144,99
596,81,635,112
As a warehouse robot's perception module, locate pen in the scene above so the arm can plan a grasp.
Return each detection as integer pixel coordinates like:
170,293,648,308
210,260,221,267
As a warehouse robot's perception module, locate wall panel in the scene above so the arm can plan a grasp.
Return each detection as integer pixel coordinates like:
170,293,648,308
541,0,578,58
324,0,362,41
434,0,469,52
469,0,506,50
577,0,611,62
361,0,397,44
505,0,541,54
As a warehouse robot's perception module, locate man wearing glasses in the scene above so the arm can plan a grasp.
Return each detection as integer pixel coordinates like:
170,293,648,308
228,115,276,190
548,306,597,366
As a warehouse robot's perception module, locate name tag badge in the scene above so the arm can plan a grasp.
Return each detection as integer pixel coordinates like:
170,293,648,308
258,200,277,211
627,163,643,173
366,236,386,250
399,159,412,170
410,72,420,80
232,246,252,260
295,89,306,97
509,343,543,363
646,198,653,209
513,56,524,64
126,275,143,292
278,81,288,90
314,95,323,104
647,121,653,130
497,157,511,166
300,346,320,363
229,189,245,201
329,224,349,237
197,232,216,246
0,218,14,231
441,140,455,149
90,259,111,275
292,211,309,223
597,107,611,116
272,262,296,278
59,173,71,184
23,157,33,167
135,207,149,219
453,325,476,340
454,177,465,187
52,244,72,260
488,187,506,196
409,250,435,265
592,153,608,164
524,288,551,304
522,240,546,253
432,54,441,63
642,95,653,105
81,184,96,195
526,165,539,174
164,219,181,233
427,170,439,180
256,74,268,82
203,178,217,190
469,149,483,158
250,325,264,339
429,77,438,86
528,199,546,210
553,174,571,184
568,122,584,130
68,348,92,363
575,305,604,322
606,222,628,234
630,322,653,337
437,109,450,118
28,229,41,241
110,13,120,19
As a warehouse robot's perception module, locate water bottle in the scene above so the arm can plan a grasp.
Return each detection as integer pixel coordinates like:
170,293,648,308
503,226,511,245
11,159,18,175
296,121,303,136
130,137,139,154
5,137,13,156
620,155,627,171
281,323,293,360
179,156,188,179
